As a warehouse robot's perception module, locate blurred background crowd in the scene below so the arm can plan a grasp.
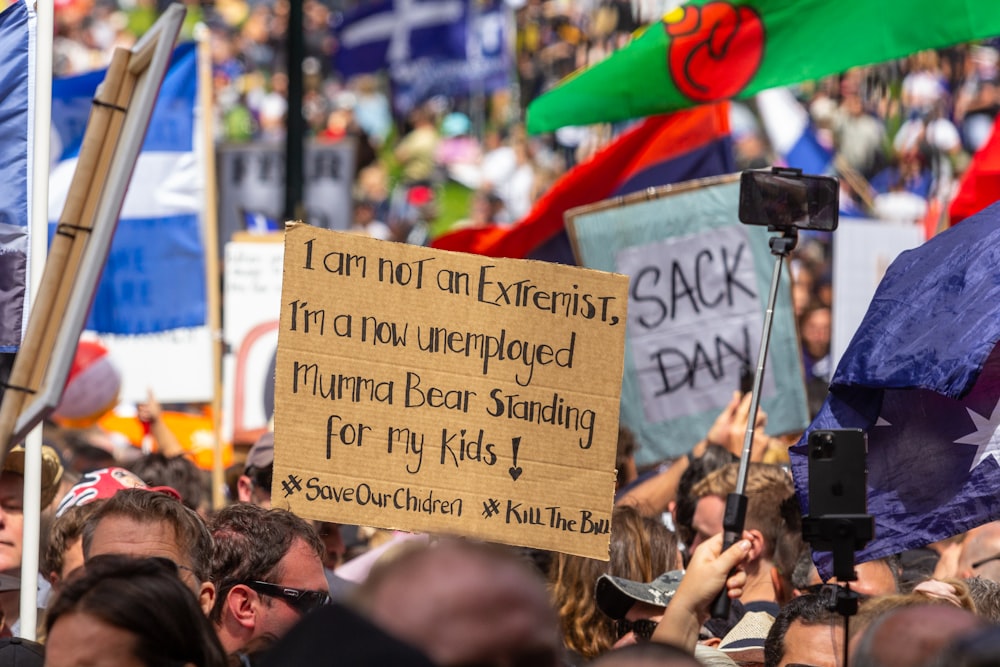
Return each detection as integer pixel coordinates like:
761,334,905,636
41,0,1000,466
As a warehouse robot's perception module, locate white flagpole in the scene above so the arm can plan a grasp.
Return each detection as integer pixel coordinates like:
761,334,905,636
22,0,53,641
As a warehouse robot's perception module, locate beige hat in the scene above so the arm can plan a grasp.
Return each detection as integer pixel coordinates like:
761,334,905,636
3,445,64,507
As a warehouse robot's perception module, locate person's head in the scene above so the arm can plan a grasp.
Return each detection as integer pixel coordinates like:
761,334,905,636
45,554,227,667
672,445,737,551
588,642,701,667
208,503,329,654
935,625,1000,667
804,556,901,598
549,505,678,658
0,444,64,572
800,305,832,358
851,602,987,667
129,452,207,516
354,538,563,667
238,433,274,508
615,427,638,490
965,576,1000,622
82,488,214,608
594,570,684,649
42,500,102,593
764,593,844,667
690,463,794,559
770,495,808,604
957,521,1000,580
314,521,346,570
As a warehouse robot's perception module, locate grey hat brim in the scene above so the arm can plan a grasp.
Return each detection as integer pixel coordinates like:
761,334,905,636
595,569,685,620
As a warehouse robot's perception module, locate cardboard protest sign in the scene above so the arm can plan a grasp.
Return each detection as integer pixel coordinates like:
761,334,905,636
272,224,628,559
567,175,808,464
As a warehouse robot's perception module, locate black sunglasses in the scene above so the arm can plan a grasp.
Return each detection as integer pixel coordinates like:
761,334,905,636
244,580,331,615
615,618,658,641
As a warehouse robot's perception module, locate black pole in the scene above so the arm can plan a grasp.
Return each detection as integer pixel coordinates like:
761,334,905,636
284,0,305,222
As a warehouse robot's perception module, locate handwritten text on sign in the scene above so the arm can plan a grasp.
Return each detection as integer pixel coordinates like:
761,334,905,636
272,225,629,559
617,225,774,423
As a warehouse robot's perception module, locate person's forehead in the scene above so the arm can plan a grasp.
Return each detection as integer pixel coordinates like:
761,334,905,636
0,473,24,495
625,601,665,622
780,619,842,667
90,514,187,563
273,537,327,590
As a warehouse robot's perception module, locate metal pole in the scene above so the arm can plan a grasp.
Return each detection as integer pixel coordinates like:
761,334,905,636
22,0,54,640
284,0,305,222
711,228,797,619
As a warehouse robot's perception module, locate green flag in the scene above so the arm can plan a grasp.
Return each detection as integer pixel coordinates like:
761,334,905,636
527,0,1000,134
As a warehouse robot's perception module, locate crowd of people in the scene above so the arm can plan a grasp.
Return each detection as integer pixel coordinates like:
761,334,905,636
16,0,1000,666
3,395,1000,667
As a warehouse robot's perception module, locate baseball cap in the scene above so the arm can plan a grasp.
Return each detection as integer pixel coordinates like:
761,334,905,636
0,637,44,667
595,569,684,620
55,467,181,517
2,445,64,507
245,432,274,472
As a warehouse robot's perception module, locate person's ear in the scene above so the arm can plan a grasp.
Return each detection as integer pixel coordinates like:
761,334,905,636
228,584,258,629
745,529,766,561
198,581,216,617
237,475,254,504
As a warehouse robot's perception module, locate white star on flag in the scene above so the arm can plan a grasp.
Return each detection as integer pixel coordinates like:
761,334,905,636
955,398,1000,471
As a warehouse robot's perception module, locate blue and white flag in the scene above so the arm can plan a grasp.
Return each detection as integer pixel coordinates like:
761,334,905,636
756,87,833,176
332,0,510,112
0,1,34,352
789,201,1000,576
49,43,212,402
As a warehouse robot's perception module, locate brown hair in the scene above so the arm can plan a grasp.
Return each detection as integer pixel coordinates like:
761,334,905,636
548,505,679,659
82,488,212,581
207,503,324,624
43,500,103,581
692,463,794,559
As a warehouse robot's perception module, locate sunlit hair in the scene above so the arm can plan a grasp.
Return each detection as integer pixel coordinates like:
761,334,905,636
548,505,679,659
692,462,794,559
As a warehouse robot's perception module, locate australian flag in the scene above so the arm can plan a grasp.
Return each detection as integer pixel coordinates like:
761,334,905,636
789,202,1000,576
332,0,510,113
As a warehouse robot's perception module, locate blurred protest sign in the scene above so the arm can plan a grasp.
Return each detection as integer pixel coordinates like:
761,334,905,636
216,141,356,253
567,175,808,464
831,219,923,369
272,224,628,559
222,237,284,445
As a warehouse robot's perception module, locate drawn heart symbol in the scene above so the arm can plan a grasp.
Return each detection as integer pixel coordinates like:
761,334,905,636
509,466,523,481
664,2,764,103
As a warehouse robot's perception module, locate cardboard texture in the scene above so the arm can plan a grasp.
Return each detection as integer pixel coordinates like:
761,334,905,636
273,224,628,559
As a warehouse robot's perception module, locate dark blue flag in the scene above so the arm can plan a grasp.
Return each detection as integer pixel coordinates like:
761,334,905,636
332,0,510,113
0,0,32,352
789,202,1000,577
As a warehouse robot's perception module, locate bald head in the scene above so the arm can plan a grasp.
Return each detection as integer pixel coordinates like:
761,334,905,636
851,604,986,667
356,540,562,667
958,522,1000,581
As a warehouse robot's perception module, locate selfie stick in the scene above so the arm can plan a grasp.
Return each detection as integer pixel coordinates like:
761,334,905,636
710,225,798,620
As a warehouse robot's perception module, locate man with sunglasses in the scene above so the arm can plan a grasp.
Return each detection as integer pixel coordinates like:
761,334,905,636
208,503,331,657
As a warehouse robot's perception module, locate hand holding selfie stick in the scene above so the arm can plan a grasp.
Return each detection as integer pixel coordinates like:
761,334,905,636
709,226,797,619
710,166,840,618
